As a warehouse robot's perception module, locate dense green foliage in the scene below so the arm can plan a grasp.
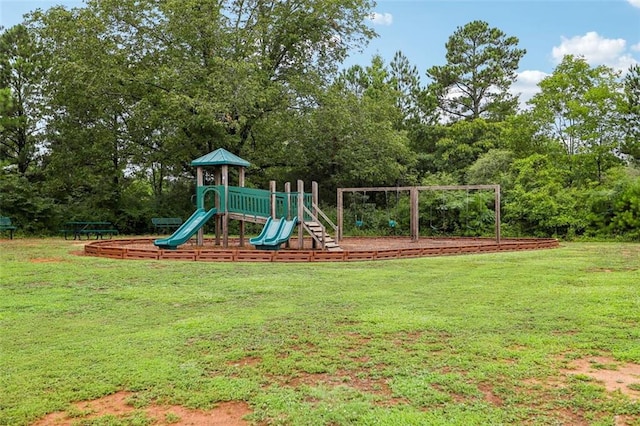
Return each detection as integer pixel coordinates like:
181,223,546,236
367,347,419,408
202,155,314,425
0,1,638,239
1,240,639,425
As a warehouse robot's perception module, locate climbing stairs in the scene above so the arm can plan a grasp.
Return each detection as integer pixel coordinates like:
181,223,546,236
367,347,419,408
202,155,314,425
304,221,342,251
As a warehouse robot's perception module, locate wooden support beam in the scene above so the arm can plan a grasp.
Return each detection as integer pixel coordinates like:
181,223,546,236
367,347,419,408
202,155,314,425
214,169,222,246
297,180,304,249
337,188,344,242
312,181,319,249
495,188,501,244
222,164,229,248
196,167,204,246
411,187,419,241
284,182,291,248
270,180,277,219
284,182,291,219
339,185,500,193
239,168,245,247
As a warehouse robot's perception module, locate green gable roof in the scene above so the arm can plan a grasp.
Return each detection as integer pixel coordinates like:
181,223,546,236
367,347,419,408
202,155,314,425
191,148,250,167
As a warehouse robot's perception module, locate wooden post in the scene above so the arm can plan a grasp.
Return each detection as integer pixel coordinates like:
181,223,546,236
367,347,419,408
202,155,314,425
312,182,319,215
284,182,291,248
284,182,291,219
495,185,501,244
270,180,277,219
297,180,304,249
214,169,222,246
222,165,229,248
196,167,204,246
312,182,319,249
239,167,245,247
411,187,419,241
337,188,343,242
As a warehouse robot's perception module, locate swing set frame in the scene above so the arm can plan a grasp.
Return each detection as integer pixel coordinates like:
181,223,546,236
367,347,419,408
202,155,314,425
337,185,501,243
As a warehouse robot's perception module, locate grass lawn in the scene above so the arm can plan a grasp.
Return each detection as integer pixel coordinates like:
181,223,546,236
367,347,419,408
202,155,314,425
1,239,639,425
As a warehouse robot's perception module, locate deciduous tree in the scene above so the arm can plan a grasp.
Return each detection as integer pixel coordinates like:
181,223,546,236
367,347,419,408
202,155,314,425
528,55,624,184
301,56,416,189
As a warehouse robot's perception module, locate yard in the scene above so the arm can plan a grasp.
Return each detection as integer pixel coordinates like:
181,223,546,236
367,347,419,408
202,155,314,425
1,239,639,425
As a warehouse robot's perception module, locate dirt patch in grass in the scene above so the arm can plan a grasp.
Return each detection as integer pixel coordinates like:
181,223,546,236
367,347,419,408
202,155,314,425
29,257,66,263
588,267,638,273
478,383,503,406
286,370,388,394
31,391,251,425
228,356,262,367
549,407,590,426
281,370,409,406
562,356,640,400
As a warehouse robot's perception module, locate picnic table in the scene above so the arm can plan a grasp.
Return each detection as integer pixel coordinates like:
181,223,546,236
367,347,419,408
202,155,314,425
61,221,119,240
151,217,183,234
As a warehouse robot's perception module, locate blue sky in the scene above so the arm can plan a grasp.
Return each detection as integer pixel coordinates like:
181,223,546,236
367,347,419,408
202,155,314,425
2,0,640,102
353,0,640,101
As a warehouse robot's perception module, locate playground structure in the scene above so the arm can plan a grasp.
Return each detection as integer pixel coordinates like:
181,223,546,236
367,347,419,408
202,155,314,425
82,148,559,262
152,148,339,251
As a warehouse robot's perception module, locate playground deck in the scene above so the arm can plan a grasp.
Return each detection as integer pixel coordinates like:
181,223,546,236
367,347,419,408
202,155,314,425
84,236,559,262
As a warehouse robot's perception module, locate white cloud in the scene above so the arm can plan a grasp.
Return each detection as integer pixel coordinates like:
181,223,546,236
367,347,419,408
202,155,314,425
511,70,549,106
632,42,640,52
551,31,639,71
368,12,393,26
627,0,640,8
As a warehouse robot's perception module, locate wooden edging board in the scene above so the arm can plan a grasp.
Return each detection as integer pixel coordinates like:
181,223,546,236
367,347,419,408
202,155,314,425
83,237,559,262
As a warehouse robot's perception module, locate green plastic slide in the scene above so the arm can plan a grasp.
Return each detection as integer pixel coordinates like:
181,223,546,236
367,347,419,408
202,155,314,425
250,217,298,250
154,208,217,250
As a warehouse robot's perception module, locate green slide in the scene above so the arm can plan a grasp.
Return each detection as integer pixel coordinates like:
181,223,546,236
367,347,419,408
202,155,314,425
154,208,217,250
250,217,298,250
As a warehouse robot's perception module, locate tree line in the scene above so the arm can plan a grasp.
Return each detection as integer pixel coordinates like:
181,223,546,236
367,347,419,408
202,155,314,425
1,0,639,239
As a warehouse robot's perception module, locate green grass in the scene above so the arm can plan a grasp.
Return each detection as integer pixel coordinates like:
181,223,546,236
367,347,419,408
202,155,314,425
1,239,639,425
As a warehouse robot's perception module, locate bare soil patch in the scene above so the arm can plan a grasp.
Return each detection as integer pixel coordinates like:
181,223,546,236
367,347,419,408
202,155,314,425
562,356,640,399
478,383,503,406
31,391,251,426
228,356,262,368
29,257,65,263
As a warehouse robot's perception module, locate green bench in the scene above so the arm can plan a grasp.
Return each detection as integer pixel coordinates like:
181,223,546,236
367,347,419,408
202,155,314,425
60,221,119,240
0,217,17,239
151,217,183,233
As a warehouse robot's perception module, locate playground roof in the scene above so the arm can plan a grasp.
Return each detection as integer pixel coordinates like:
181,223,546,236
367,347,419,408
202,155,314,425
191,148,250,167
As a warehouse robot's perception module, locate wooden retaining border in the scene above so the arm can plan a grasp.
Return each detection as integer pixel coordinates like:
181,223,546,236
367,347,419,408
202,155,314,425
83,237,559,262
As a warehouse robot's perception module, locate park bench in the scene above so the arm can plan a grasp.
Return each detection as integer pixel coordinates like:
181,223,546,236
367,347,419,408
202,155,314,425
151,217,183,233
0,217,17,239
60,221,119,240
